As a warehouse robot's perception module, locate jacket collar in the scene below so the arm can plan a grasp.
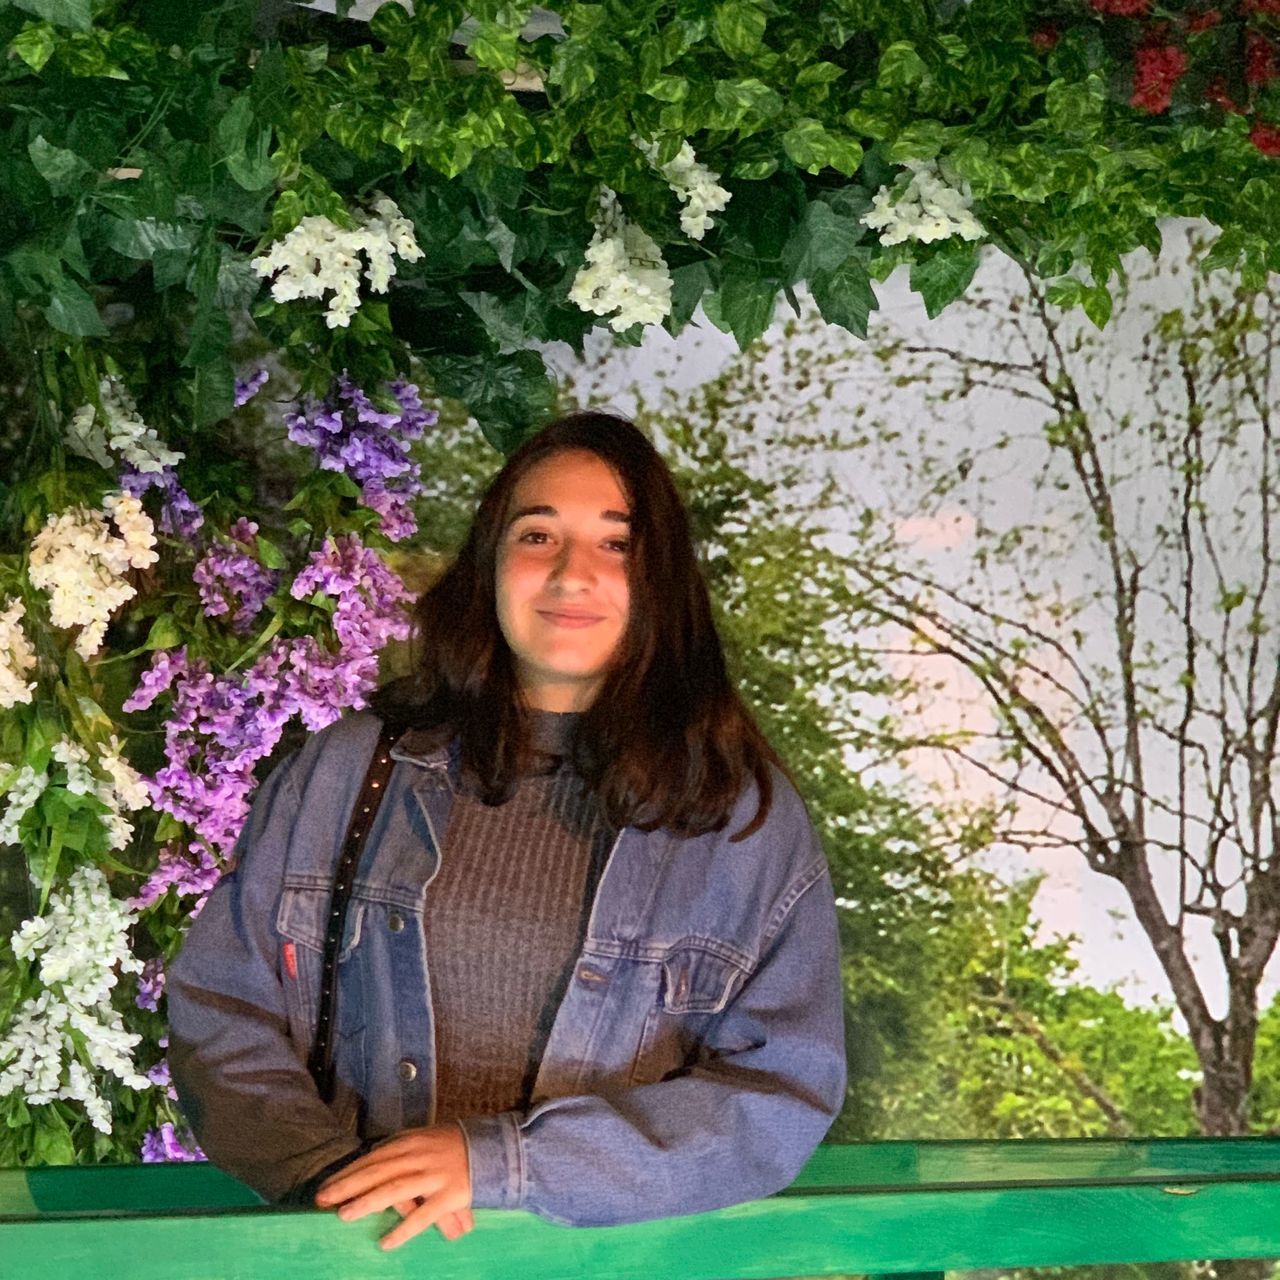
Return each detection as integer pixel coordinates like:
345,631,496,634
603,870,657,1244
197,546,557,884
389,728,460,793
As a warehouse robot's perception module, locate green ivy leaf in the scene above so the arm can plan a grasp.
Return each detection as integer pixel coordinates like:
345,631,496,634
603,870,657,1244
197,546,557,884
548,40,597,102
11,23,57,72
712,78,784,131
843,107,894,141
468,20,521,70
878,41,929,90
781,119,862,176
909,241,981,320
43,270,107,337
1081,283,1113,330
1044,277,1085,309
28,136,90,197
142,613,183,651
645,75,687,103
30,1111,76,1165
13,0,91,32
712,1,767,58
808,256,879,339
103,217,194,261
425,349,556,451
216,93,274,191
886,119,946,164
668,260,713,334
796,61,844,88
190,358,235,429
1045,76,1105,140
703,272,778,350
782,200,865,285
255,535,287,571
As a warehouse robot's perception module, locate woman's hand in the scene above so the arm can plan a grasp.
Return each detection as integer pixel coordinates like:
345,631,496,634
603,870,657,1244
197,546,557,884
315,1124,474,1251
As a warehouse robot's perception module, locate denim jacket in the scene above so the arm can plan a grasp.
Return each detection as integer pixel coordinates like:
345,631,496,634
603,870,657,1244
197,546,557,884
167,712,847,1226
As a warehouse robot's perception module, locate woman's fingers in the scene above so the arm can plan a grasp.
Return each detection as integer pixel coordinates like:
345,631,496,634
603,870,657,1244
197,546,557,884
379,1191,470,1252
436,1210,467,1241
338,1172,442,1222
393,1197,421,1219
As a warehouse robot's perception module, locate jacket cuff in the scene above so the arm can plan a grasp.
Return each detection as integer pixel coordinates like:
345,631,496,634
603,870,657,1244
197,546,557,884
457,1112,523,1210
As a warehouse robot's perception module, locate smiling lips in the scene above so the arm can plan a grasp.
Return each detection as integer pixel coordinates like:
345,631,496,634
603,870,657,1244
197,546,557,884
537,609,605,629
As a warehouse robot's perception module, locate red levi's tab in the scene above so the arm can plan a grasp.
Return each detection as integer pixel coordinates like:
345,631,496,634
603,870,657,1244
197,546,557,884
282,941,298,980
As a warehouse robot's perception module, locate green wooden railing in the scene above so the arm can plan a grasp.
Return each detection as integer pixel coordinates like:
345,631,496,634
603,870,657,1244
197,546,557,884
4,1139,1280,1280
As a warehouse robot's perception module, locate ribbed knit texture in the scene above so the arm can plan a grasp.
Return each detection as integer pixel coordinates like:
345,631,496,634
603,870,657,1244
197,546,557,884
426,709,615,1122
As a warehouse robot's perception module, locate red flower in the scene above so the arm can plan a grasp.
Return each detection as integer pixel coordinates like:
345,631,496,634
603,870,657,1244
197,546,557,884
1030,24,1060,51
1246,30,1277,85
1206,76,1246,112
1089,0,1152,13
1186,8,1222,31
1243,0,1280,15
1130,44,1189,113
1250,120,1280,154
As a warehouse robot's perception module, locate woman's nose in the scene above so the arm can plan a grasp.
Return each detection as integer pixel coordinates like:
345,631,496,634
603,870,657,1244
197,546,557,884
549,538,594,586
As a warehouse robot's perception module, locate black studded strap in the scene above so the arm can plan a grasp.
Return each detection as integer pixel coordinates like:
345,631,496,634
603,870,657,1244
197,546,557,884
307,721,398,1104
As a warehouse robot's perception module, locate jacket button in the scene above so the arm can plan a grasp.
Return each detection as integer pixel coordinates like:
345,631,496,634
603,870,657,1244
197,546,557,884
388,911,404,932
398,1059,417,1082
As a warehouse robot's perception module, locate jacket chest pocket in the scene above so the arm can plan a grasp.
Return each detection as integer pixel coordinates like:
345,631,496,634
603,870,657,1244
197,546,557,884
277,884,368,1050
628,944,751,1086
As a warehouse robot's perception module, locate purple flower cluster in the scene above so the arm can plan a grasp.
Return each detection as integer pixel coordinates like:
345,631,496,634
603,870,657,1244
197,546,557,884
291,532,414,660
146,1058,178,1102
140,1122,205,1164
120,464,204,539
130,844,222,914
192,518,279,632
124,647,292,863
124,532,413,902
135,957,166,1011
285,374,435,541
234,367,269,408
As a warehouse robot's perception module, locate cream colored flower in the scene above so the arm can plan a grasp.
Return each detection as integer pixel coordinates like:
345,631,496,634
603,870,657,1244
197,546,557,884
0,865,148,1133
29,494,157,659
636,138,731,241
569,189,673,332
862,158,985,247
251,194,424,329
0,598,37,710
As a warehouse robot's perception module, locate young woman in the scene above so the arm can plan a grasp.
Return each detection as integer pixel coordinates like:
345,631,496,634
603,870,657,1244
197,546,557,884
168,411,847,1251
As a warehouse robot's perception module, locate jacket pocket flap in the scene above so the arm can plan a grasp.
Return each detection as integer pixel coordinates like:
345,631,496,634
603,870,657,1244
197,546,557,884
659,946,748,1015
277,885,363,960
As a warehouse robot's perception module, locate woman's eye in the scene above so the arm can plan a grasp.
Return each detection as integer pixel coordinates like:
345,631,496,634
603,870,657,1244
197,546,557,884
518,529,550,544
604,538,630,553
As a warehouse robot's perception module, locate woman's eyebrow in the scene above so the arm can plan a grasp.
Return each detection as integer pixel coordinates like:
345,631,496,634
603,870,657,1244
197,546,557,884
508,504,631,524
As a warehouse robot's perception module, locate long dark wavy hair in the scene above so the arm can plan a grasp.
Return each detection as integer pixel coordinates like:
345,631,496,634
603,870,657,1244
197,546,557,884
377,411,784,841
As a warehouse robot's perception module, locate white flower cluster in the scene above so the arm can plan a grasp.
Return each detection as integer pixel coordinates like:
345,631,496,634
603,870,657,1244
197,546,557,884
65,377,183,476
52,736,148,851
636,137,731,241
861,158,985,246
0,865,148,1133
569,188,673,332
28,493,158,658
0,764,48,847
251,194,424,329
0,598,37,710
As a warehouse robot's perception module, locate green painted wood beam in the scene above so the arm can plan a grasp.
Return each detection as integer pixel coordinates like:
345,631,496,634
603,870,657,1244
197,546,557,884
4,1139,1280,1280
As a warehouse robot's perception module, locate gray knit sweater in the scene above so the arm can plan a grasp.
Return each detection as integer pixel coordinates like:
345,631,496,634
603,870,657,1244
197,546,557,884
425,710,615,1121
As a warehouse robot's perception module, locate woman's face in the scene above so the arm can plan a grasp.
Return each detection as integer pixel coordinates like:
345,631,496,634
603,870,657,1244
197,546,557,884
495,448,632,711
